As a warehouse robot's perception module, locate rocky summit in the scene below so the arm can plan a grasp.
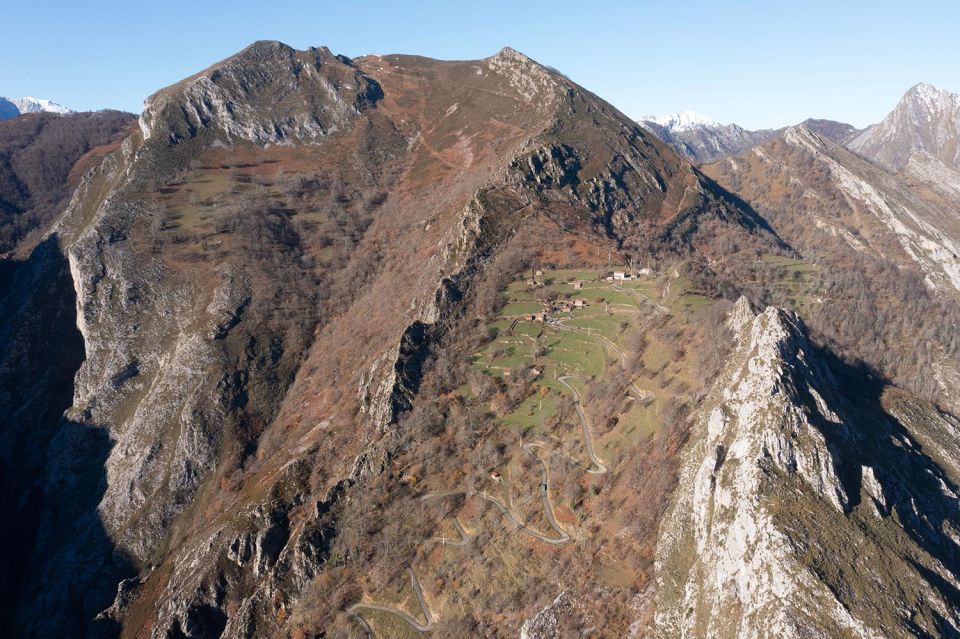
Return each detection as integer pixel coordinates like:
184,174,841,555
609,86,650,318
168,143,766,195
849,83,960,172
2,38,960,639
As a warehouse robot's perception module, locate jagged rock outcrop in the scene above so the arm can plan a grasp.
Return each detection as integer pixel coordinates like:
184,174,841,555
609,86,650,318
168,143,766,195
520,592,595,639
656,301,960,638
139,40,382,146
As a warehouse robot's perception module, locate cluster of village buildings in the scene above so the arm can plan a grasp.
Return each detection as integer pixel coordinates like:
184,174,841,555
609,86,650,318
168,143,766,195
524,297,588,322
527,268,648,287
517,267,653,323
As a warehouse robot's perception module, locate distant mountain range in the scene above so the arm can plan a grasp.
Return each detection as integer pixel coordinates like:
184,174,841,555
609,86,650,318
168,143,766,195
641,82,960,172
0,96,72,120
639,110,859,164
638,113,778,164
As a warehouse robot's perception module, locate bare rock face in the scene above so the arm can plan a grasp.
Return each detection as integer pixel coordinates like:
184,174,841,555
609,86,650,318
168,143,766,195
848,82,960,172
519,592,594,639
785,126,960,292
656,302,960,638
903,150,960,201
486,47,563,109
139,40,382,146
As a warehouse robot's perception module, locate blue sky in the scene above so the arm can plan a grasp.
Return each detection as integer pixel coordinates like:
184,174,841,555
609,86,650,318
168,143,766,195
2,0,958,129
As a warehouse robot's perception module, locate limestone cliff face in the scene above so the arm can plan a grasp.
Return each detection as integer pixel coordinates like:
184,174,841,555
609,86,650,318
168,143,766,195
139,40,382,146
656,300,960,638
9,42,397,635
17,125,253,636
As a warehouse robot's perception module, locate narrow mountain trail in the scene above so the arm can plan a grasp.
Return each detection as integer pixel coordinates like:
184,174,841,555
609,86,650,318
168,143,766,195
424,517,472,547
519,442,573,542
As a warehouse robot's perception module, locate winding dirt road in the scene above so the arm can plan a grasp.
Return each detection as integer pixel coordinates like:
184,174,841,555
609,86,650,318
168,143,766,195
349,294,662,632
519,443,572,543
554,319,654,403
348,567,433,635
557,375,608,475
418,442,572,547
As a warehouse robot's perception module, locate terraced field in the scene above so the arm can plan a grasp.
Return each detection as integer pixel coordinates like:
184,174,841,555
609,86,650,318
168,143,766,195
469,267,709,442
348,266,732,636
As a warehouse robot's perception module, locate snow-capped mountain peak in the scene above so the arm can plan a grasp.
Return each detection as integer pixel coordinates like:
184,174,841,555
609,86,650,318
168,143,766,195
0,96,73,120
642,110,720,132
10,96,72,115
638,110,785,164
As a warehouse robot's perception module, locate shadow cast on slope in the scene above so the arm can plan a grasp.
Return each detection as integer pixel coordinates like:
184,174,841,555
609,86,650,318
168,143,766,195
827,351,960,585
0,236,135,638
695,169,793,251
798,345,960,632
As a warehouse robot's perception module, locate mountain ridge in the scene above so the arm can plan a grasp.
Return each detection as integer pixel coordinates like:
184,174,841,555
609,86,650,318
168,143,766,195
3,41,781,637
703,122,960,411
3,40,960,639
657,300,960,637
639,112,857,164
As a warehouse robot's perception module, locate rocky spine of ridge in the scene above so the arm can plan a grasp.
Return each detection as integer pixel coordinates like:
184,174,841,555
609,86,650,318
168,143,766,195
655,299,960,637
138,40,383,147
